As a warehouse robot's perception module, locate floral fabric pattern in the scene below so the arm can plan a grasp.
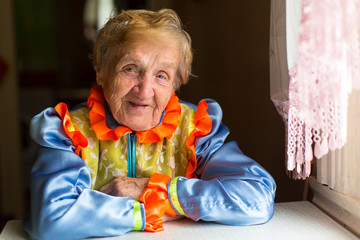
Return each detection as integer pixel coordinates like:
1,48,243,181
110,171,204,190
69,105,195,189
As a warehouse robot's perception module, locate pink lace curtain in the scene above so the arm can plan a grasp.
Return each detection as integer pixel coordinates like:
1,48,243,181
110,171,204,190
271,0,360,179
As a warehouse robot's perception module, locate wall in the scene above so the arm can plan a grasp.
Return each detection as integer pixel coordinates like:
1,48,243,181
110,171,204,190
0,0,25,223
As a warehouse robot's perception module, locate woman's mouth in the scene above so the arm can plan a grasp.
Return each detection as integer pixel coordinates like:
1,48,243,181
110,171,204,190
129,101,148,109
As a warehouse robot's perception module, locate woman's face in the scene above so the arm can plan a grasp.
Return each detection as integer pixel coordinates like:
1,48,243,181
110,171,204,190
98,38,180,131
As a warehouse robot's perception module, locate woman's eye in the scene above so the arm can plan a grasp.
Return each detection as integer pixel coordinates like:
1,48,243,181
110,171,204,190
155,72,171,86
124,67,135,72
121,66,138,78
156,74,166,80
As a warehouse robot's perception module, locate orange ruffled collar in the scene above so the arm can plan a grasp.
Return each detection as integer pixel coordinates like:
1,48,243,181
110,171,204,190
87,85,181,143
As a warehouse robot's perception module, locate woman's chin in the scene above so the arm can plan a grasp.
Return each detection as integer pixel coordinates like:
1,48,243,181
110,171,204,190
121,118,156,132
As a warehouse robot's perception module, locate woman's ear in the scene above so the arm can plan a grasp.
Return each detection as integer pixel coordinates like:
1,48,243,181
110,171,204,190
94,65,103,85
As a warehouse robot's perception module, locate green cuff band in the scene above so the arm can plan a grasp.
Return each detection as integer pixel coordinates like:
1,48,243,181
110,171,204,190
133,200,142,231
169,177,187,217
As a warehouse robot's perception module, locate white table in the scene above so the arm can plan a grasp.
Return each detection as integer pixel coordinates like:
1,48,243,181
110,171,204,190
1,201,358,240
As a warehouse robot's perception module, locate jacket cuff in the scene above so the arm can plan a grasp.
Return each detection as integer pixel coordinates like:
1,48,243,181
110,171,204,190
138,173,178,232
132,200,145,231
168,177,188,217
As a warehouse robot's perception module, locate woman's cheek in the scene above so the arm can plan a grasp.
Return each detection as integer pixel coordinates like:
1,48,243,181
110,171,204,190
157,90,173,109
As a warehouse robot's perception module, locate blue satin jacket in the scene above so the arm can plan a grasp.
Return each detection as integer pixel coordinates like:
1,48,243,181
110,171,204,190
23,99,276,240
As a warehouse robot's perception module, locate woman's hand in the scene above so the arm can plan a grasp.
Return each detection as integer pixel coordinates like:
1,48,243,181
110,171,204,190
99,176,149,200
100,175,185,223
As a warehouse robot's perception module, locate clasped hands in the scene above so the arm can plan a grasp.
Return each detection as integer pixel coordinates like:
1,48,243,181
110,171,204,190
100,176,149,200
99,176,183,222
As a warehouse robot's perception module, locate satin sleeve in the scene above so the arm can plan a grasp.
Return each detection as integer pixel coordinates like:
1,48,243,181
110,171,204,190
22,107,145,240
169,99,276,225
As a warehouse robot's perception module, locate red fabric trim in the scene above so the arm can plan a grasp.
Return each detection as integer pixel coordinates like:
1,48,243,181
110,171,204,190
136,94,181,143
139,173,177,232
54,102,88,156
87,85,181,142
185,100,212,178
87,85,132,141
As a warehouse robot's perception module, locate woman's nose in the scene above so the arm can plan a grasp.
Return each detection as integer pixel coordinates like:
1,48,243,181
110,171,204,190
133,74,155,98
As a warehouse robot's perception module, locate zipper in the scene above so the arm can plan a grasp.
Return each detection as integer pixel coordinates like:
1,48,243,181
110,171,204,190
126,132,137,178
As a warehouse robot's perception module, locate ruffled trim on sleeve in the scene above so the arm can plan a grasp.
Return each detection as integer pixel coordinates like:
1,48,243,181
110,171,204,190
139,173,178,232
87,85,181,143
185,100,212,178
87,85,132,141
54,102,88,156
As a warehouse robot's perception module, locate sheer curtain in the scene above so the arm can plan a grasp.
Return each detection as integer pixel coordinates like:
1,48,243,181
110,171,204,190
317,90,360,199
270,0,360,197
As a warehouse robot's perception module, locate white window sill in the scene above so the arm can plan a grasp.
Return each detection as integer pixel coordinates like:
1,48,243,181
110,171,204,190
309,177,360,237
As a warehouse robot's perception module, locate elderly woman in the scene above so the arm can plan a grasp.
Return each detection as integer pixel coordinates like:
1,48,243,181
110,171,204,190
23,9,276,240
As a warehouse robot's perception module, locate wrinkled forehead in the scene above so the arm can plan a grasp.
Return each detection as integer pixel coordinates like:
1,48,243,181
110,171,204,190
114,30,181,65
119,50,179,69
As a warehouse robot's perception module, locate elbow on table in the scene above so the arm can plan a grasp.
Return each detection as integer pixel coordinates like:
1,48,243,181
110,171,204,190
224,178,276,225
253,200,275,225
31,228,61,240
229,200,275,226
24,214,80,240
202,196,275,226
